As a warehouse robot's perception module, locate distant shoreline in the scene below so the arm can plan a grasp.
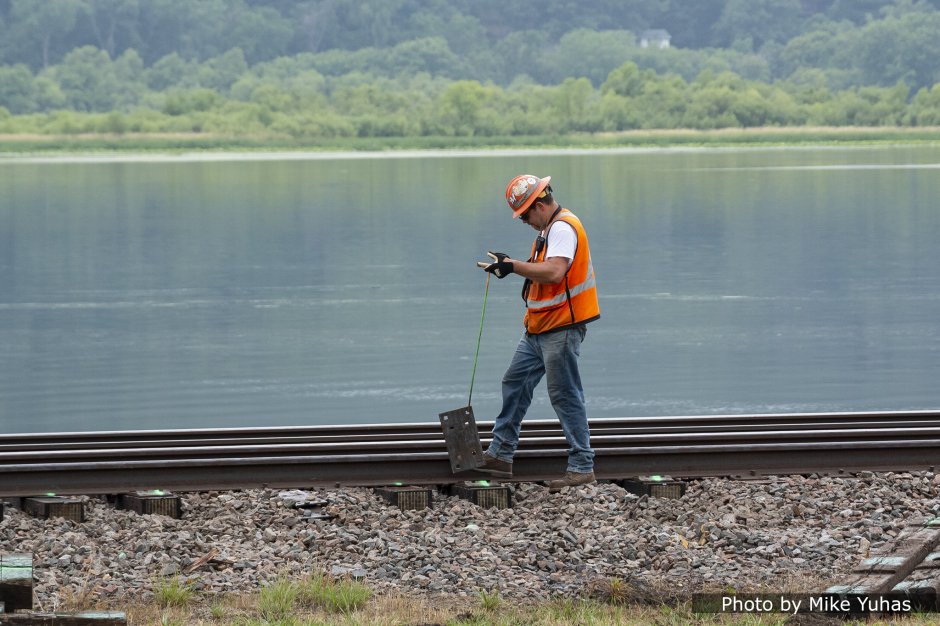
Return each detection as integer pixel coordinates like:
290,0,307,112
2,126,940,156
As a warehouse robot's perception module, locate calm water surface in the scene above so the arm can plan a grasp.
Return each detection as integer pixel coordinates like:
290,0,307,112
2,147,939,433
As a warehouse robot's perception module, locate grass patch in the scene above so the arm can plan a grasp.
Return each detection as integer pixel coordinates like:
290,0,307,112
478,589,501,612
209,599,227,620
589,576,633,606
158,613,185,626
120,589,940,626
257,577,300,622
4,126,940,155
152,575,195,609
298,571,372,614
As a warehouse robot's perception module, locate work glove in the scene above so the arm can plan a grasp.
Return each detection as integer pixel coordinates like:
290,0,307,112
477,250,514,279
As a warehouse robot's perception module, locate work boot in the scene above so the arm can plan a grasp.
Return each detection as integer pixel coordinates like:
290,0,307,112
474,453,512,478
548,471,596,492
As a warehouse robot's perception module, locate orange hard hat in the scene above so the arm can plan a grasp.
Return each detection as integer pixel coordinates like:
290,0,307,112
505,174,552,218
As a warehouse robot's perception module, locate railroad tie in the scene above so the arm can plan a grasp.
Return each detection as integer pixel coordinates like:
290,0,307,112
0,553,33,612
828,524,940,596
882,519,940,606
0,610,126,624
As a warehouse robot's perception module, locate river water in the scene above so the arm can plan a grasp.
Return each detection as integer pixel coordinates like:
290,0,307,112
2,146,939,433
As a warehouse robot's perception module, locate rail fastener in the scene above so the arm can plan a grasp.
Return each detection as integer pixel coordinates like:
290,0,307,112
373,486,433,510
620,476,687,499
23,497,84,523
445,481,512,509
116,491,182,519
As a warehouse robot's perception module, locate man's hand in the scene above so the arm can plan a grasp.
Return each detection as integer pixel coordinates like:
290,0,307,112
476,250,514,279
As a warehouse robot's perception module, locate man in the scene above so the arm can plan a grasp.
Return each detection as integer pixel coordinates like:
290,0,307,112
476,174,600,492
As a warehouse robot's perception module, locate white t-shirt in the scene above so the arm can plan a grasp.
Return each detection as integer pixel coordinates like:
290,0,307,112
545,221,576,266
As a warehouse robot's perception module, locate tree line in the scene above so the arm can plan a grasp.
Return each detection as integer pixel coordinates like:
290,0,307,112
3,0,940,137
4,56,940,139
4,0,940,88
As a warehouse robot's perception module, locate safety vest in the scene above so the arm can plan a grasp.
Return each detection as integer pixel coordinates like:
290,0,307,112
523,209,600,334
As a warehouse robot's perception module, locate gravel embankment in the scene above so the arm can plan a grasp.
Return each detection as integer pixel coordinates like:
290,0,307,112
2,471,938,608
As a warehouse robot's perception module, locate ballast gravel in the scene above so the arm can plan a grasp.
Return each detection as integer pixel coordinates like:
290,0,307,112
2,471,939,609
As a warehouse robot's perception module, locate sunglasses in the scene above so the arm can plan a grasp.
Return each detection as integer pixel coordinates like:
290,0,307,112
520,185,552,220
520,202,539,221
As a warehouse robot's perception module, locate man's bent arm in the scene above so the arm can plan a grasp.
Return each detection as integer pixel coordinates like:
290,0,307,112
509,256,568,284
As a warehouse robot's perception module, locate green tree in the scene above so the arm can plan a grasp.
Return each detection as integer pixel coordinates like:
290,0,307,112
825,0,894,23
781,69,835,104
713,0,804,50
598,92,641,130
80,0,141,58
853,83,909,125
53,45,122,111
634,74,689,128
550,77,600,131
161,88,222,116
383,37,464,78
411,10,486,56
249,83,294,113
850,10,940,89
907,83,940,125
601,62,649,97
0,64,36,113
437,80,489,135
225,5,293,63
32,74,67,111
538,29,636,86
136,0,252,62
491,30,551,84
145,53,195,91
196,48,249,92
5,0,86,68
284,70,328,106
658,0,726,47
289,0,413,52
290,0,339,53
112,48,145,107
778,22,854,80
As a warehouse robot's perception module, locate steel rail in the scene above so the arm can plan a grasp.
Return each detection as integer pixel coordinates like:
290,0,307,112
3,410,938,442
3,417,940,452
0,438,938,496
0,410,939,496
1,410,939,451
3,426,940,463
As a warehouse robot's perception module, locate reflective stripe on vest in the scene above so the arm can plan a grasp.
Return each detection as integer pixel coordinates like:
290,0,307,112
526,255,596,310
523,210,600,335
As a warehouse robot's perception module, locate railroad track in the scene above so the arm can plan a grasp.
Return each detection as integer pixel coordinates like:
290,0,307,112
0,410,939,496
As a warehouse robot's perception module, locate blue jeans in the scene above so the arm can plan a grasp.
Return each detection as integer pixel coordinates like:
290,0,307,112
486,325,594,473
